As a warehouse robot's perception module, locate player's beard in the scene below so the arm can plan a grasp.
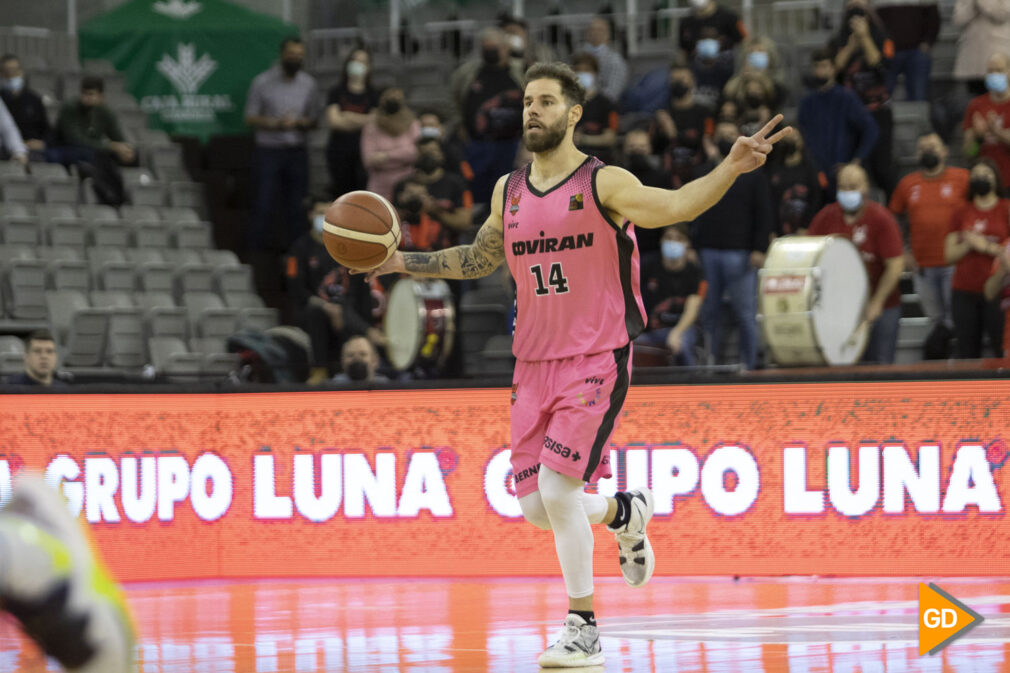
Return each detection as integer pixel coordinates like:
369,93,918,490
523,115,568,153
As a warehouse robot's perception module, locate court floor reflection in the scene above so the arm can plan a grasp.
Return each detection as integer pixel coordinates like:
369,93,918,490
1,577,1008,672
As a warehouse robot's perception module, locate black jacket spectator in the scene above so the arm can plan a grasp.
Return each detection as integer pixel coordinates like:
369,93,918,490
768,135,825,236
0,82,48,154
690,167,773,253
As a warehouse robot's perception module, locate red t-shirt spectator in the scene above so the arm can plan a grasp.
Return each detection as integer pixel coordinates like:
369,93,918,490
808,201,904,308
889,167,970,268
962,93,1010,184
949,199,1010,293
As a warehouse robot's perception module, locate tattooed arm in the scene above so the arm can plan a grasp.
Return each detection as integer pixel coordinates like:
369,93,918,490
360,175,507,281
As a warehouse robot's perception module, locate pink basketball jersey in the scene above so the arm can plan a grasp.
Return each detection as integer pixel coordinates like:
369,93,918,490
503,156,646,361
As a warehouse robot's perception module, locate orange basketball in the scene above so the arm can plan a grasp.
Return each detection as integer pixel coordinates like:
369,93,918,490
321,190,401,270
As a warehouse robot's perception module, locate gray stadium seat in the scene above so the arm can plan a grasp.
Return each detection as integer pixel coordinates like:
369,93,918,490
173,222,213,249
87,248,126,264
459,295,509,375
161,249,202,265
168,182,205,212
35,204,77,222
128,183,167,207
46,218,88,248
201,249,240,267
90,290,135,309
0,244,36,262
183,291,238,338
0,176,38,202
45,290,108,367
223,291,264,309
160,207,200,223
132,220,171,248
137,263,174,294
0,163,26,178
150,145,187,181
36,246,81,263
3,260,47,319
92,260,136,292
135,291,176,309
90,221,130,248
1,217,41,245
30,163,72,182
106,309,146,368
148,336,202,378
174,264,215,299
77,204,119,223
124,248,164,264
0,353,23,376
213,264,253,295
0,335,24,355
47,259,90,293
41,180,79,205
237,307,279,332
121,167,157,188
189,337,227,354
0,204,33,220
120,205,161,223
478,333,515,375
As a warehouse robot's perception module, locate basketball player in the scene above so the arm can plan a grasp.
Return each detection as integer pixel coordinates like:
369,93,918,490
360,62,789,667
0,474,136,672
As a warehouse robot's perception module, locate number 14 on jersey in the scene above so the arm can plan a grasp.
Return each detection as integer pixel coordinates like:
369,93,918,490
529,263,570,296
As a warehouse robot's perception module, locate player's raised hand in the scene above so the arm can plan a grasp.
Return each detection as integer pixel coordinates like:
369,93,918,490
349,250,405,282
727,114,792,175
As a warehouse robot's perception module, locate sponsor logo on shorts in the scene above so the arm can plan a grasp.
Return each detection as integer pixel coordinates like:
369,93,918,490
514,462,540,484
544,435,582,462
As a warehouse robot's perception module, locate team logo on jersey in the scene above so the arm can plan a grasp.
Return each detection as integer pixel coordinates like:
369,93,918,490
568,193,584,211
510,193,522,215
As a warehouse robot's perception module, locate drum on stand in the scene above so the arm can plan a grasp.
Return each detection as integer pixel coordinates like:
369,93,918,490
759,235,869,366
383,278,456,372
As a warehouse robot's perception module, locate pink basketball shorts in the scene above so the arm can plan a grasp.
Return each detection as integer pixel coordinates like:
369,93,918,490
509,343,631,498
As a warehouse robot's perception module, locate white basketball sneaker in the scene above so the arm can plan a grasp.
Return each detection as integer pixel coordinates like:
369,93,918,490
608,488,656,587
537,613,605,668
0,474,136,673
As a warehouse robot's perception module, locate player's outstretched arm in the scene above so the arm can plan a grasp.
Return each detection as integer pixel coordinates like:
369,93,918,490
597,114,792,229
357,177,507,281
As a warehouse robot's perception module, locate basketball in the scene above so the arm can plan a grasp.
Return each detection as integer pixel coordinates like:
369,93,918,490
321,190,401,270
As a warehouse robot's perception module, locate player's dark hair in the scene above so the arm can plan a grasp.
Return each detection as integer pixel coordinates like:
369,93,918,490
80,75,104,93
24,329,55,348
524,62,585,108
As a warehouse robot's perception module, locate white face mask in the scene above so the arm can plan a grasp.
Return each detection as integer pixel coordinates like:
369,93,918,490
836,190,863,213
577,72,596,92
508,35,525,52
419,126,441,140
347,61,367,79
313,214,326,233
690,0,710,8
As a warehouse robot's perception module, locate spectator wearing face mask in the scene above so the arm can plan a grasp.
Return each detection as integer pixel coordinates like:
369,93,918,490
962,52,1010,184
500,14,556,72
808,163,904,364
0,54,47,162
393,138,474,252
889,133,970,333
635,224,705,366
945,158,1009,358
580,17,628,103
689,120,773,370
332,335,389,384
723,36,788,108
285,197,382,382
621,129,674,255
449,27,524,206
360,87,421,202
954,0,1010,95
571,53,619,165
325,48,379,198
767,128,825,237
798,49,879,198
679,0,746,107
245,37,321,250
725,71,776,127
654,61,715,189
830,0,897,198
417,108,468,180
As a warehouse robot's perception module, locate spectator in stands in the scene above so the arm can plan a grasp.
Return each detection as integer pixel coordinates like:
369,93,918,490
723,36,787,108
245,37,321,250
962,52,1010,184
332,335,388,384
450,27,523,206
3,330,66,386
622,128,673,255
285,196,382,383
983,238,1010,357
767,128,825,236
945,158,1009,358
393,137,473,252
830,0,897,198
890,133,970,332
809,163,904,364
690,119,772,370
724,71,776,127
325,47,379,199
500,14,555,72
1,54,47,162
798,49,879,197
635,224,704,366
571,53,619,165
580,17,628,104
361,87,420,201
418,108,467,180
876,1,940,101
954,0,1010,95
679,0,745,107
655,61,714,189
0,97,27,166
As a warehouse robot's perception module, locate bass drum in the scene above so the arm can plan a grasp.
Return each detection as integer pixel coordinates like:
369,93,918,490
383,278,456,372
759,235,869,366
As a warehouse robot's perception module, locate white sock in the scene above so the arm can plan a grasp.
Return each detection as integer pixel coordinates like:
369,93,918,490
537,466,595,599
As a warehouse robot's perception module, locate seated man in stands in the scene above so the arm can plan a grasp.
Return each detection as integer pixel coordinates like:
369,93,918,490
393,137,474,252
52,76,134,167
0,54,47,162
0,96,27,166
331,335,388,384
285,196,384,383
634,224,704,366
808,163,904,364
2,330,67,386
